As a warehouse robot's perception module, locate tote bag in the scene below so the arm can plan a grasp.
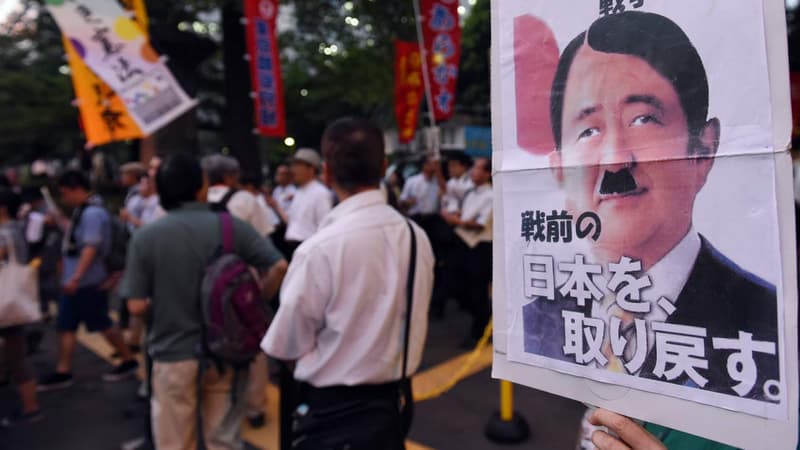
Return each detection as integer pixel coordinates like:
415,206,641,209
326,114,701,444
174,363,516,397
0,229,41,328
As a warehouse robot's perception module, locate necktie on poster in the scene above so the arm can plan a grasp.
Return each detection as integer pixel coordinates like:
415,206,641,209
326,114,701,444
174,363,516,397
46,0,197,136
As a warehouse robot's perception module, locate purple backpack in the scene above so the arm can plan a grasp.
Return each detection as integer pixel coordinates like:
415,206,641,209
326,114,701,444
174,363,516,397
200,213,272,366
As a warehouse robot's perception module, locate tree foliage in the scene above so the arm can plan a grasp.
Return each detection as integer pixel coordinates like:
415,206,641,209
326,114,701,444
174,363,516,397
0,2,82,163
457,0,490,121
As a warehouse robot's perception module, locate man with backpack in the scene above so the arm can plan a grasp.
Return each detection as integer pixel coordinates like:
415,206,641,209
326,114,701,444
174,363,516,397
38,171,138,391
202,154,277,428
122,153,287,450
262,118,435,449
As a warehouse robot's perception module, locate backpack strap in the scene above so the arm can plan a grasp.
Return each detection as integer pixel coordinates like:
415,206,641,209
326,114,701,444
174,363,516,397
219,212,235,254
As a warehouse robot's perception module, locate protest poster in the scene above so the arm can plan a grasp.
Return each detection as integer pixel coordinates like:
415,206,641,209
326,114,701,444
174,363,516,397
244,0,286,137
62,0,148,147
490,1,799,448
46,0,196,136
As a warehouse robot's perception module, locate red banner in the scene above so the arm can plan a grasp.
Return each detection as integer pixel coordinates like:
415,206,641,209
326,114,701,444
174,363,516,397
244,0,286,137
394,41,425,144
420,0,462,121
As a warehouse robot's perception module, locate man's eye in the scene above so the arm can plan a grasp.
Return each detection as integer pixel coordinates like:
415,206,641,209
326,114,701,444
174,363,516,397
578,128,600,141
631,115,662,126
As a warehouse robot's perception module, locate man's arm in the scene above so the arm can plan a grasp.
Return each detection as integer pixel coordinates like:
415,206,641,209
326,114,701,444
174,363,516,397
234,220,288,300
64,245,98,295
260,259,288,300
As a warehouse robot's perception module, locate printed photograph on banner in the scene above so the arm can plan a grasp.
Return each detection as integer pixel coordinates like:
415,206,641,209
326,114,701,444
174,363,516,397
498,0,776,172
495,0,790,421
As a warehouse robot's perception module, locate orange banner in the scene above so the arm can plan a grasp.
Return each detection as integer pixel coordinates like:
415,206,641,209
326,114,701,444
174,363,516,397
64,0,148,147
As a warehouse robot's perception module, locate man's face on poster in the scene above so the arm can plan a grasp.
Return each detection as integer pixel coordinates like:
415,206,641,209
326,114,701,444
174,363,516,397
550,46,719,266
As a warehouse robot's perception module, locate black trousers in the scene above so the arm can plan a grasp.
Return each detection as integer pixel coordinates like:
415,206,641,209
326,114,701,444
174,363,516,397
449,240,492,339
291,382,407,450
410,214,453,315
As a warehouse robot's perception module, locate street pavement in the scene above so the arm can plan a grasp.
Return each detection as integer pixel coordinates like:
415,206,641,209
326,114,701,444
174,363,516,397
0,303,585,450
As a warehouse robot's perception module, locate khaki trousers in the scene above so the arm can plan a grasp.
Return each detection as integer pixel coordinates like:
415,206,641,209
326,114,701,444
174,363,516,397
151,360,248,450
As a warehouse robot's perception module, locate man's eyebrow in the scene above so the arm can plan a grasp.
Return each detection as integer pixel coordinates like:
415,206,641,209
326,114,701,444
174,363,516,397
625,94,665,113
573,106,598,123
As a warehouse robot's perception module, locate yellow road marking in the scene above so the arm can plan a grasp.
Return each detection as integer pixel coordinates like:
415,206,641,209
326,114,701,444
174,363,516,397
76,330,489,450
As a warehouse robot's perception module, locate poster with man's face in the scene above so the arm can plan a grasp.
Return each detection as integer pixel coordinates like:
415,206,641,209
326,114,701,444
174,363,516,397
491,1,798,448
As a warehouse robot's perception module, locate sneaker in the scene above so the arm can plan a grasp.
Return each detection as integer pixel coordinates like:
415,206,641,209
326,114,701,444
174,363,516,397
103,360,139,382
37,372,74,392
247,412,266,428
0,409,44,428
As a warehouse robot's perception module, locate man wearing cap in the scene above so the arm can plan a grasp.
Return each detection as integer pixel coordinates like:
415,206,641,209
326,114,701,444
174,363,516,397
282,148,333,257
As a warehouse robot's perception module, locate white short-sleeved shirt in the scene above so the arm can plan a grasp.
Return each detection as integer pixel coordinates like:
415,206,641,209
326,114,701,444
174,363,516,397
442,174,474,213
207,186,274,237
262,190,435,387
285,180,333,242
400,174,440,216
455,183,493,247
272,184,297,215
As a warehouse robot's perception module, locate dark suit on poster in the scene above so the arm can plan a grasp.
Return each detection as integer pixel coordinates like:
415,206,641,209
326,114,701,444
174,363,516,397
522,236,779,401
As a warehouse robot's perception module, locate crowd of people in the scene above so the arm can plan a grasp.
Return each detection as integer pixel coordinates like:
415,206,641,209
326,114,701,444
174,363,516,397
0,117,735,450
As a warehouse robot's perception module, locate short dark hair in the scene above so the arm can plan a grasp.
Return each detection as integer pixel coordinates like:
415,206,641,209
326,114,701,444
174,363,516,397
321,118,385,193
448,151,473,168
157,153,204,211
550,11,710,150
240,171,264,188
0,188,21,217
58,170,91,191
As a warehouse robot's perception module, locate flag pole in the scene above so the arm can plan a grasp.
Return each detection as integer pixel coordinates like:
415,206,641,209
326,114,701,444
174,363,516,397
412,0,437,130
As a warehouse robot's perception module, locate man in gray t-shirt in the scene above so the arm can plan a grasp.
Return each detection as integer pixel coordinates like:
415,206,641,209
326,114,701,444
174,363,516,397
122,153,287,450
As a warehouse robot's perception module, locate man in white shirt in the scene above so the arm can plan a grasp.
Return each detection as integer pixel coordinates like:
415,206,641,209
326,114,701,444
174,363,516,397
271,164,296,214
399,155,444,217
262,118,435,450
201,155,274,238
432,152,474,319
441,152,474,214
281,148,333,256
443,158,493,347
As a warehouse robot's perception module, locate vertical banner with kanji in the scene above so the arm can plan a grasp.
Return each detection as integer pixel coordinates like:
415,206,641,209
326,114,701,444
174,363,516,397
46,0,197,136
420,0,461,121
243,0,286,137
394,41,424,144
63,0,148,147
491,0,798,449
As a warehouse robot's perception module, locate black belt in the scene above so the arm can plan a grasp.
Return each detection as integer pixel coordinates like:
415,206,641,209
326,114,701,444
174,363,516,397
298,381,402,404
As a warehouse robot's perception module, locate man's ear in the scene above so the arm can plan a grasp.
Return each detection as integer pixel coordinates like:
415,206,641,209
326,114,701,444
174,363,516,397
696,118,720,158
548,149,564,184
693,118,721,190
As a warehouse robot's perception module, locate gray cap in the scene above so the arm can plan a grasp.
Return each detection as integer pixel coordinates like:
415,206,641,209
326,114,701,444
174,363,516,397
291,148,322,169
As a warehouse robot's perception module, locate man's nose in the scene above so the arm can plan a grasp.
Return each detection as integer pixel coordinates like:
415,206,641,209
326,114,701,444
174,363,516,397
598,126,636,169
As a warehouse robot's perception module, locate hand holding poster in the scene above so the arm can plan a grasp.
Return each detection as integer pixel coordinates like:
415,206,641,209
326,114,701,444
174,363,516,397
491,1,798,448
